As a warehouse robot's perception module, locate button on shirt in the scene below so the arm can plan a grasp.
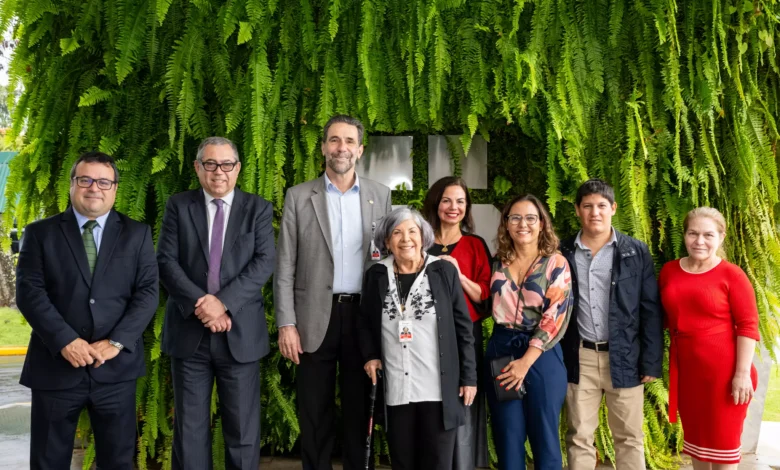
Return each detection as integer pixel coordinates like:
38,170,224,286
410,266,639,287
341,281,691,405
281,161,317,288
574,229,617,342
73,209,111,252
324,173,364,294
204,189,235,250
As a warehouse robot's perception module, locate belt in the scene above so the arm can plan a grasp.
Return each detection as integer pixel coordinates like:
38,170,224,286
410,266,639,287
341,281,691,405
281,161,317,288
668,324,735,423
334,293,361,303
581,340,609,352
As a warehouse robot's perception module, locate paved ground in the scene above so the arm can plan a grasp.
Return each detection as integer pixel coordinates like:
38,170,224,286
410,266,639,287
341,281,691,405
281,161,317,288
0,355,778,469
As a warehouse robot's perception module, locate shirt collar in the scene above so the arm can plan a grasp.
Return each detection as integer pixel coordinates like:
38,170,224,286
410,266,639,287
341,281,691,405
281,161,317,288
73,207,111,230
203,189,236,207
574,227,617,250
324,172,360,195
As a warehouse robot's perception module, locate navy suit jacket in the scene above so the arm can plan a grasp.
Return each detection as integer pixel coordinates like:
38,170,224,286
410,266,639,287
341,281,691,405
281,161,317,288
157,188,276,363
16,207,159,390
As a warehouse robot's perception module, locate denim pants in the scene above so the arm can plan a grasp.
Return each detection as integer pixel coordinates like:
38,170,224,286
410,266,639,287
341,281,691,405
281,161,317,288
485,325,568,470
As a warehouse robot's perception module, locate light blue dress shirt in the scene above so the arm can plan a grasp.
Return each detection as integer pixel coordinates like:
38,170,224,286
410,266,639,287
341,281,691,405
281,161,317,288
324,173,364,294
73,208,111,253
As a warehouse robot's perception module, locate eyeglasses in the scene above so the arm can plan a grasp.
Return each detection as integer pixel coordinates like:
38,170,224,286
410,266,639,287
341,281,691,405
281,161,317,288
199,160,238,172
72,176,116,190
507,214,539,226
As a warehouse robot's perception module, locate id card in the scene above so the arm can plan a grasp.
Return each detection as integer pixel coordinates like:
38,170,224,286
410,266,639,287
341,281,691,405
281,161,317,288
370,240,381,261
398,320,413,343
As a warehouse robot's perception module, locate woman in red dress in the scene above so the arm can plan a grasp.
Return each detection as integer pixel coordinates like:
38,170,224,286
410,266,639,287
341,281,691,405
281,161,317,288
659,207,760,469
422,176,492,469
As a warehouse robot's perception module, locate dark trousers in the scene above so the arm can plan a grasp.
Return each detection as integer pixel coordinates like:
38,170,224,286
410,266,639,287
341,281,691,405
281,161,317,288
453,319,489,469
297,298,371,470
386,401,457,470
30,375,136,470
485,326,567,470
171,331,261,470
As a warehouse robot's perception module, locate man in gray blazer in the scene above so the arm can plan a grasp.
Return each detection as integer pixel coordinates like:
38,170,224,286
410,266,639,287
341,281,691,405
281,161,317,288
275,115,392,470
158,137,276,470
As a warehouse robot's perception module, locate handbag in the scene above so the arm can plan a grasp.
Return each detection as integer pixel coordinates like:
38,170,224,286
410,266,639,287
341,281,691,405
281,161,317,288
490,355,527,402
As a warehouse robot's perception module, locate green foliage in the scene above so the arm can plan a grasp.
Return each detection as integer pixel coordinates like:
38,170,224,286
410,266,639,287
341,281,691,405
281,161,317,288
3,0,780,468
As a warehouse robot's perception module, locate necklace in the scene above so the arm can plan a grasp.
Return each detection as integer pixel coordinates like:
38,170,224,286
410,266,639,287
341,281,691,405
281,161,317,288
394,255,427,313
436,230,461,253
510,254,541,326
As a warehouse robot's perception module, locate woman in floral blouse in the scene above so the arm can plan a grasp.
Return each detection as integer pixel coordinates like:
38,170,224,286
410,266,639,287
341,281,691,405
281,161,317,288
486,194,573,470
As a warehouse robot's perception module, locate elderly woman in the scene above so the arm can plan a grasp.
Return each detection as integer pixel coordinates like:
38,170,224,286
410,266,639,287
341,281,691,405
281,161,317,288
660,207,760,469
422,176,492,469
486,194,573,470
358,207,477,470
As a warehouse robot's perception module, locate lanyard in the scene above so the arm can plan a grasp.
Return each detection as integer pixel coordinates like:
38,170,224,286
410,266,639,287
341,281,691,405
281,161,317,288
393,255,427,314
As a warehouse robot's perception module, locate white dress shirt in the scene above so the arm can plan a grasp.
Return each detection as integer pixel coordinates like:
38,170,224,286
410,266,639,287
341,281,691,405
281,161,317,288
204,189,235,251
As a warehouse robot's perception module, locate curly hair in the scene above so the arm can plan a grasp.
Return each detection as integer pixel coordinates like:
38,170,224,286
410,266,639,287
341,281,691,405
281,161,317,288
496,194,560,263
421,176,474,234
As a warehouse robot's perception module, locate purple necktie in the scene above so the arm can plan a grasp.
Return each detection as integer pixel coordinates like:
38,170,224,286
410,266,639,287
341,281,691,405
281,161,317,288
207,199,225,294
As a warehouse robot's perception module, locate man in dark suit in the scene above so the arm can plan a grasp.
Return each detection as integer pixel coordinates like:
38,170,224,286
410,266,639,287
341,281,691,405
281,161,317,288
16,151,159,469
158,136,276,470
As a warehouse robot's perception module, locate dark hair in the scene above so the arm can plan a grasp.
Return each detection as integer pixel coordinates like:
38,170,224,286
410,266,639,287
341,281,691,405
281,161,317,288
322,115,365,145
575,178,615,206
70,151,119,184
496,194,559,262
422,176,474,233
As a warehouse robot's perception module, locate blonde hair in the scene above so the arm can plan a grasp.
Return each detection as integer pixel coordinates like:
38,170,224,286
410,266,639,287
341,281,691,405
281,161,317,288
683,206,727,259
496,194,560,263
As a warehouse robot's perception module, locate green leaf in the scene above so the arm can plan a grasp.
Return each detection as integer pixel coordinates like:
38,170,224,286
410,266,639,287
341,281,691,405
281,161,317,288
59,37,80,55
77,86,113,107
237,21,253,45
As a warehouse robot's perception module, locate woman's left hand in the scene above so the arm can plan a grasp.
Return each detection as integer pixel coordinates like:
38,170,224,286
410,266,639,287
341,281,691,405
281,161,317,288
459,386,477,406
731,372,754,405
496,358,531,391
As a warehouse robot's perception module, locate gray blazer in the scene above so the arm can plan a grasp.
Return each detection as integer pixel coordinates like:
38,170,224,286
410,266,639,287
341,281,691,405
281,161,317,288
274,174,392,352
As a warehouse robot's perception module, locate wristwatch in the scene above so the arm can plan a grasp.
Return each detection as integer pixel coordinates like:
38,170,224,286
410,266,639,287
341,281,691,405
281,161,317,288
108,339,125,351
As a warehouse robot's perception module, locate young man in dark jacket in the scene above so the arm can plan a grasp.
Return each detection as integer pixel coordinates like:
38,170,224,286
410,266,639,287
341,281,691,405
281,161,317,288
559,179,663,470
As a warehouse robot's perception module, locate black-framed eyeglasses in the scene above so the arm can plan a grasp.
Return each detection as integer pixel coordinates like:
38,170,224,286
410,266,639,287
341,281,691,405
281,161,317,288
199,160,238,172
72,176,116,190
507,214,539,226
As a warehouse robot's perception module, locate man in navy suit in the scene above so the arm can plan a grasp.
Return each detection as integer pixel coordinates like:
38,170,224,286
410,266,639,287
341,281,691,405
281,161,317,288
158,137,276,470
16,151,159,469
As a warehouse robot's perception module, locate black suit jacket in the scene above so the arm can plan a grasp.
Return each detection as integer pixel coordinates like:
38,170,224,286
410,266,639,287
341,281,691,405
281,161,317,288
16,208,159,390
157,188,276,363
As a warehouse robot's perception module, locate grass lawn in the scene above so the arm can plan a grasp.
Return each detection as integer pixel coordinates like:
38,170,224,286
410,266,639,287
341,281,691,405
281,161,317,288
0,307,31,347
765,364,780,422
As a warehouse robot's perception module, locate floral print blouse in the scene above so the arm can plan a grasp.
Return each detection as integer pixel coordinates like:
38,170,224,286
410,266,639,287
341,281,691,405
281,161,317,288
490,253,573,351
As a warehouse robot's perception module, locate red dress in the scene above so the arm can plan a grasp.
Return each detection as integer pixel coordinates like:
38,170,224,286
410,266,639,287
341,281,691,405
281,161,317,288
659,260,760,464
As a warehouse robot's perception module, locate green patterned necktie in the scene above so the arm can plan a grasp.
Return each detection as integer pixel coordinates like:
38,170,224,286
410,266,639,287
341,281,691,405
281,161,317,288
82,220,99,274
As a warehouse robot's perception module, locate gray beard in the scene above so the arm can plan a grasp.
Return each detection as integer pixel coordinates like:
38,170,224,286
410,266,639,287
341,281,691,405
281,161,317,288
326,157,355,175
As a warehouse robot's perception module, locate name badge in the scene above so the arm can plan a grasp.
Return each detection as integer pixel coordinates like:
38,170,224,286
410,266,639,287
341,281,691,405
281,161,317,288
370,240,381,261
398,320,413,343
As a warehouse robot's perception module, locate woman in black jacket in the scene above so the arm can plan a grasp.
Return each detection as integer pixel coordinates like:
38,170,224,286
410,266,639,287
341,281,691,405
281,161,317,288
359,207,477,470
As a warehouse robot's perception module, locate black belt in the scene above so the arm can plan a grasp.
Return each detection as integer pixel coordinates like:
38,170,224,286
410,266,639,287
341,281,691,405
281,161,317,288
582,340,609,352
334,293,361,303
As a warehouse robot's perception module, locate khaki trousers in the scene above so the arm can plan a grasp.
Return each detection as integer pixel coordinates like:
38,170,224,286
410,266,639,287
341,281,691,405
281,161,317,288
565,347,645,470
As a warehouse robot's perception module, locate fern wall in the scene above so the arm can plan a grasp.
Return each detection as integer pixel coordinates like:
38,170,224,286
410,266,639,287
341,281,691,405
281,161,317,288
2,0,779,469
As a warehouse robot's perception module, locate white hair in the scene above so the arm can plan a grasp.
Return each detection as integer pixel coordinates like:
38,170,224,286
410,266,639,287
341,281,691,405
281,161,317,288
373,207,435,254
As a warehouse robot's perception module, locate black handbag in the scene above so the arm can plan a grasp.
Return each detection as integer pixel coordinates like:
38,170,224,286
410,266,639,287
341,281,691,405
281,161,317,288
490,355,527,402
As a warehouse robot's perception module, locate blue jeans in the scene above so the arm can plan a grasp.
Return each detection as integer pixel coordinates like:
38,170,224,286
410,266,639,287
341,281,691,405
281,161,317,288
485,325,568,470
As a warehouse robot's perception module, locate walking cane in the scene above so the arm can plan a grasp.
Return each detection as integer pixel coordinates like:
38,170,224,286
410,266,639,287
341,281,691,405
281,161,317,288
364,369,382,470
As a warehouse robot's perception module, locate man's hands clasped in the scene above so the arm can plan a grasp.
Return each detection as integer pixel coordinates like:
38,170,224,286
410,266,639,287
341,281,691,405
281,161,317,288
60,338,121,368
195,294,232,333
